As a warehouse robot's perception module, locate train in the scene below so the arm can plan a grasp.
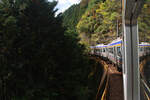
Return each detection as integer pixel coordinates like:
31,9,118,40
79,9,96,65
90,37,150,71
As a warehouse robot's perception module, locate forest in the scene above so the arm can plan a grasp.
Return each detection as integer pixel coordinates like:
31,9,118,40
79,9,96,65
63,0,150,46
0,0,150,99
0,0,102,99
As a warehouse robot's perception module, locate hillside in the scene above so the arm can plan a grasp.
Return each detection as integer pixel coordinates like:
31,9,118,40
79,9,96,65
63,0,150,46
62,0,100,31
77,0,122,45
138,0,150,43
62,0,89,30
63,0,122,46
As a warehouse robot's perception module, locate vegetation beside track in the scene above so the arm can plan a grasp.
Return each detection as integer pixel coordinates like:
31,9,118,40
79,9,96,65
0,0,137,99
0,0,104,99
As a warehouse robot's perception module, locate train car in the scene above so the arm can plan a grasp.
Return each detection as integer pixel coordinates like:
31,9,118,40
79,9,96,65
95,44,104,56
90,46,95,55
90,37,122,69
90,44,107,57
96,44,108,57
90,38,150,71
139,42,150,57
107,38,122,69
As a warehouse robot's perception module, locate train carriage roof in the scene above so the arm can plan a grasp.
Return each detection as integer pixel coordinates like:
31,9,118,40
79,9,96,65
95,44,107,48
90,44,108,49
90,38,150,49
108,38,122,47
139,42,150,47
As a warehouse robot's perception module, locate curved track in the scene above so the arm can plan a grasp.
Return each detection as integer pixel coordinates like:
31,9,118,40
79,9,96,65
91,56,123,100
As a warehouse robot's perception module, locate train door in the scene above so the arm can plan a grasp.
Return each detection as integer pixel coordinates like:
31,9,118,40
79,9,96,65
114,46,118,64
116,46,121,66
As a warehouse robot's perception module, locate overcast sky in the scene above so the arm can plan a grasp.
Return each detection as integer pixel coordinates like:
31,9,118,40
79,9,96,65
49,0,81,14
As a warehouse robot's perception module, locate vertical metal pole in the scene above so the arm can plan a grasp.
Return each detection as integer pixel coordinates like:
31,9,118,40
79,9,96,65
123,23,140,100
117,19,119,37
122,0,143,99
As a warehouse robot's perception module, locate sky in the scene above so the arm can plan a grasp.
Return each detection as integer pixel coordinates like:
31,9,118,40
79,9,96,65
49,0,81,14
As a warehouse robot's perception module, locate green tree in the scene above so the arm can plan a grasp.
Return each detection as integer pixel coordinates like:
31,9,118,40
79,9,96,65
62,1,88,32
138,1,150,42
0,0,91,99
77,0,121,45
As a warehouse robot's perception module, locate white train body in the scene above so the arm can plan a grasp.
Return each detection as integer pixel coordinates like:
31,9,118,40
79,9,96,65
90,38,150,70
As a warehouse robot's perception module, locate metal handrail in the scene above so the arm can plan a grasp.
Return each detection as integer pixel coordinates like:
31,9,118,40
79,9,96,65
141,74,150,98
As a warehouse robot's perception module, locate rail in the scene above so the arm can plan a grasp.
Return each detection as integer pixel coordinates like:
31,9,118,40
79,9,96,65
95,59,109,100
141,74,150,99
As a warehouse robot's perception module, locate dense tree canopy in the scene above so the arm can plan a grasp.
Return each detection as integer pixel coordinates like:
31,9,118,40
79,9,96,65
0,0,97,99
75,0,150,46
138,0,150,42
62,0,90,33
77,0,122,45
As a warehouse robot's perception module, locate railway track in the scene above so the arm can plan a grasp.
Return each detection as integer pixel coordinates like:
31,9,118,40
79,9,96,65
91,56,150,100
140,57,150,100
90,56,123,100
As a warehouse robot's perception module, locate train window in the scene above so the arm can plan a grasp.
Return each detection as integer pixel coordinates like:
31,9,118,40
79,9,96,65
113,47,115,54
106,48,108,51
117,47,120,52
103,48,105,52
139,47,142,52
109,48,113,54
117,47,121,56
108,48,110,53
138,0,150,99
100,49,102,52
108,48,110,52
111,48,113,54
98,49,100,53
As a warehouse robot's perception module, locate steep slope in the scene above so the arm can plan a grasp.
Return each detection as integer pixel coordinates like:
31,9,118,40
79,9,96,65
63,0,150,46
62,0,89,30
77,0,122,45
138,0,150,43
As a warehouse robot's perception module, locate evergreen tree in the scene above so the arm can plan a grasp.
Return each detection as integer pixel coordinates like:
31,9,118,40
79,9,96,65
138,0,150,42
77,0,122,45
0,0,91,99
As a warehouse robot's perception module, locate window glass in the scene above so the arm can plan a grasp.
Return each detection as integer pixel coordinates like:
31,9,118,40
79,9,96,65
117,47,121,56
103,48,105,52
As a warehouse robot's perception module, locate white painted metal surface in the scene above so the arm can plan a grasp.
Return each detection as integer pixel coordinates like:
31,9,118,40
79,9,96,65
123,24,140,100
122,0,144,99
